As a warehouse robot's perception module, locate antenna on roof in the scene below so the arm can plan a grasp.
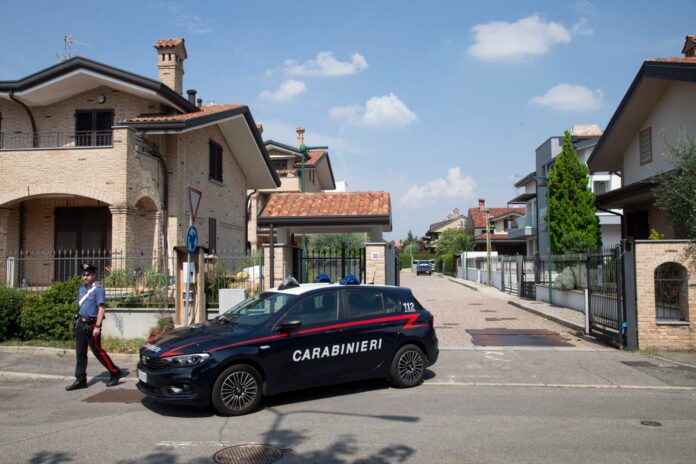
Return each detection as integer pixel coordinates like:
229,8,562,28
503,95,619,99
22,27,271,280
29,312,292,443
56,34,73,62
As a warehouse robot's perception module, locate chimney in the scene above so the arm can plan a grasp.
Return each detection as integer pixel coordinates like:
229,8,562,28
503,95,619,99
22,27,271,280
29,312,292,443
186,89,197,105
197,98,202,108
256,123,264,136
478,198,486,210
447,214,453,220
296,127,305,147
682,35,696,57
154,38,187,95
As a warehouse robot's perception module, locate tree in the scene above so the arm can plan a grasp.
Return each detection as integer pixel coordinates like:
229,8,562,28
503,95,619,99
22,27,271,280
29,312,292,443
406,229,414,244
653,134,696,266
547,131,601,254
307,233,365,250
435,228,474,258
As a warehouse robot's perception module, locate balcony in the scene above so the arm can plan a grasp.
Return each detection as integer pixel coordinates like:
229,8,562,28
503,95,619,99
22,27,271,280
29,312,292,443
507,214,537,239
0,131,113,150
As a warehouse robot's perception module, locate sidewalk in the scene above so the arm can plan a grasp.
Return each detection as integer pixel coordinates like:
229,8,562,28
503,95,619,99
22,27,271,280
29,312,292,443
441,273,696,368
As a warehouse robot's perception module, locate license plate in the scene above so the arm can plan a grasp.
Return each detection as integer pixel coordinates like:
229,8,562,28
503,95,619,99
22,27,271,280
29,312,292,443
138,369,147,384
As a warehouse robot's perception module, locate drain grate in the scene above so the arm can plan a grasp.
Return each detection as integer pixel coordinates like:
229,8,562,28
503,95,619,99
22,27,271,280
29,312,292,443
640,420,662,427
443,322,460,326
500,317,517,321
434,326,453,329
480,309,496,312
621,361,657,368
213,444,288,464
83,388,145,403
468,303,484,306
485,318,501,322
467,328,574,347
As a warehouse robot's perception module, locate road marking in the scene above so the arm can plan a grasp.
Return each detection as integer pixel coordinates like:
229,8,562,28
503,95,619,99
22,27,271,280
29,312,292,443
157,441,232,448
424,381,696,391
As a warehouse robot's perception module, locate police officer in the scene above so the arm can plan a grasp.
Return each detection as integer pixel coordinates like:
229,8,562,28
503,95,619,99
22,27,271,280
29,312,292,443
65,263,125,390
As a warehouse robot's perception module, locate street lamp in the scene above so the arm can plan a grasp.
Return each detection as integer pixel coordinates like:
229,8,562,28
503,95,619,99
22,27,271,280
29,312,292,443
482,207,492,285
298,143,329,282
534,175,552,304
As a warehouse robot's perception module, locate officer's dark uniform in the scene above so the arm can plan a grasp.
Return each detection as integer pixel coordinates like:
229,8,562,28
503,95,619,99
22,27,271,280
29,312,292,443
65,264,124,391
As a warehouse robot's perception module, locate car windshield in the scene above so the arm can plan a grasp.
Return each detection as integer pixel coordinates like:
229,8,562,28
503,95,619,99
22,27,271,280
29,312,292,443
217,292,297,326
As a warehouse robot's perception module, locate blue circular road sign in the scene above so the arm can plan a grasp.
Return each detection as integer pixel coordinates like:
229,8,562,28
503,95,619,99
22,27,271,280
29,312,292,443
187,225,198,255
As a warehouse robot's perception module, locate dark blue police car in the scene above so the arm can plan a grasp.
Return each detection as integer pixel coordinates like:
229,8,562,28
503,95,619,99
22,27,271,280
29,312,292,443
137,278,438,416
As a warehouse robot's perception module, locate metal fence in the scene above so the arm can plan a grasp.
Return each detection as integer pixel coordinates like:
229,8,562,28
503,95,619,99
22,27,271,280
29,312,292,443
204,251,262,308
3,249,175,308
301,246,365,284
0,130,113,150
587,245,624,346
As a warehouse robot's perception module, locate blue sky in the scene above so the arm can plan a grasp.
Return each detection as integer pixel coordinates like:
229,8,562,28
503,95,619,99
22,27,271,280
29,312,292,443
1,1,693,240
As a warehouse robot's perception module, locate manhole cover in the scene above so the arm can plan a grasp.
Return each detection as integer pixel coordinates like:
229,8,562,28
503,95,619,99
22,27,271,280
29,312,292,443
213,444,287,464
621,361,657,368
466,328,574,347
83,388,145,403
640,420,662,427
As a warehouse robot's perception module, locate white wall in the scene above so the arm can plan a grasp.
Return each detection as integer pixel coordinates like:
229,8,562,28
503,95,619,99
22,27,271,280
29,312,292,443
623,82,696,185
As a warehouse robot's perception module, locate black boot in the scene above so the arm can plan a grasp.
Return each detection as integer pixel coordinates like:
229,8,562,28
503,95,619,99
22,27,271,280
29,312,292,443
106,369,126,387
65,380,87,391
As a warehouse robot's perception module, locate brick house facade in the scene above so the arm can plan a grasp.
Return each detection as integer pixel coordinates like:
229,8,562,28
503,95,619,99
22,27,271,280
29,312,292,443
0,39,279,285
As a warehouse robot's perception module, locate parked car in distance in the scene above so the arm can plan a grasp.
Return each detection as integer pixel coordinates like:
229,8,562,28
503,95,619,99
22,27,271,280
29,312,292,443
137,278,439,416
416,262,432,275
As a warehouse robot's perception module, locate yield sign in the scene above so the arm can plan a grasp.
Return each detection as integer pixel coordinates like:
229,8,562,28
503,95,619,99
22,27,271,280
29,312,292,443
187,186,203,223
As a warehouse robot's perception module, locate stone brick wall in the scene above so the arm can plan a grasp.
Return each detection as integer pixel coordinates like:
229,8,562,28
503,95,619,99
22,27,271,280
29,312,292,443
365,243,387,285
634,241,696,350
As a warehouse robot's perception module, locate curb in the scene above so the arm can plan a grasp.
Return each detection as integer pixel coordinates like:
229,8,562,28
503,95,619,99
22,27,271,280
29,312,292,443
447,278,478,291
506,300,584,333
652,355,696,370
0,345,139,361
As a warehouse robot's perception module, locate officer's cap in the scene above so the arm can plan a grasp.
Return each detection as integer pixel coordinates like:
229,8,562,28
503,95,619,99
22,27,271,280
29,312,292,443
80,263,97,276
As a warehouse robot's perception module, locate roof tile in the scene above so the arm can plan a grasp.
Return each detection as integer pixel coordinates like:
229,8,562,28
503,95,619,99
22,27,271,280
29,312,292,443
126,104,244,123
259,192,390,218
469,207,525,228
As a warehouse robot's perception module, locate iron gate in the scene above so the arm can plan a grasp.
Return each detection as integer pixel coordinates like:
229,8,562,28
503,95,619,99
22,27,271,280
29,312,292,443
587,245,625,347
300,244,365,284
502,258,518,294
520,256,537,299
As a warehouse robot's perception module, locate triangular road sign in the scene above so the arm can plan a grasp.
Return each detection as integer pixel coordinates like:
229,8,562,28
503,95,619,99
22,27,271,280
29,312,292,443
187,186,203,223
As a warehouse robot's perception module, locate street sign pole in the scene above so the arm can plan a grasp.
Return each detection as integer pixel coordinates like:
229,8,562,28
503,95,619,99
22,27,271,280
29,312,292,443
185,186,202,325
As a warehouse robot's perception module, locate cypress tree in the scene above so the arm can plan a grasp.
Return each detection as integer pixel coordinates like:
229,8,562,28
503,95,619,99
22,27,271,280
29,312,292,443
547,131,601,254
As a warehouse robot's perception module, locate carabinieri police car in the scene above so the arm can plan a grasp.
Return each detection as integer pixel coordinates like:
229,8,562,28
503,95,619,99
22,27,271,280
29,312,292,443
137,277,438,416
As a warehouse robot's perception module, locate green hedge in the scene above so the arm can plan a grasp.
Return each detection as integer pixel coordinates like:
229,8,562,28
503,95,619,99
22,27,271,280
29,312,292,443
19,277,81,341
0,287,26,341
437,253,456,274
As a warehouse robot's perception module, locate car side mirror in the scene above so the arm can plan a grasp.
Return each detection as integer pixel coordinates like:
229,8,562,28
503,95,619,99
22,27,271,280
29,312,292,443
278,320,302,332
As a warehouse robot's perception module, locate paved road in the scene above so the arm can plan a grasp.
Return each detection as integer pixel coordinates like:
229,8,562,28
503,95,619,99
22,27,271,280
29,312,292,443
2,274,696,463
401,270,600,349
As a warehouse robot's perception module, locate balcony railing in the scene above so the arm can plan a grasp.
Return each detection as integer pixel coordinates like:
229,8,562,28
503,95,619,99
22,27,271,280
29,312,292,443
0,130,113,150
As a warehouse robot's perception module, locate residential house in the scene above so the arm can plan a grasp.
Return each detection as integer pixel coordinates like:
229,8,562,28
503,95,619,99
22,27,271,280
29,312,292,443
466,199,525,255
423,208,466,253
507,172,538,256
528,125,622,256
247,127,336,252
587,35,696,350
0,38,279,285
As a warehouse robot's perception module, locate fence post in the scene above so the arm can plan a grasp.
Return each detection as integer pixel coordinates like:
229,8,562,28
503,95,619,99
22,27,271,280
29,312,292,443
584,288,590,335
516,255,523,298
622,240,638,349
341,243,346,278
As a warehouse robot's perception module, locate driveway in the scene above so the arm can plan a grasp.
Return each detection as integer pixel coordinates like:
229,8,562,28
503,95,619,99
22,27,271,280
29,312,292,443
401,270,605,349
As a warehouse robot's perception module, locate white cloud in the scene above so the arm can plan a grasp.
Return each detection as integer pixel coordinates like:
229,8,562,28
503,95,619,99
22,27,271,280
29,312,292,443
282,51,368,77
169,5,216,35
468,15,571,63
571,18,594,36
530,83,603,111
329,93,417,129
399,168,476,206
259,79,307,102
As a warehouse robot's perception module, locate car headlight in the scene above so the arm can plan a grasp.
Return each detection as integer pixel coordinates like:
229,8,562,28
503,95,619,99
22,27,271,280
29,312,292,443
161,353,211,367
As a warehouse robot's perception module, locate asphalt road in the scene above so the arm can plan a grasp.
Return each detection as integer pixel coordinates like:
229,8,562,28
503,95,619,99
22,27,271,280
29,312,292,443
1,273,695,463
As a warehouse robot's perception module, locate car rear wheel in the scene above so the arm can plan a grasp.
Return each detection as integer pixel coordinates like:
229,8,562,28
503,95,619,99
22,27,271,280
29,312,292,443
390,344,426,388
212,364,263,416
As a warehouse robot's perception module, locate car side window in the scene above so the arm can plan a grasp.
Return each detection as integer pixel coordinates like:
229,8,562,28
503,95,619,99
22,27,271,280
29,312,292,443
383,294,400,313
345,289,390,319
283,291,339,326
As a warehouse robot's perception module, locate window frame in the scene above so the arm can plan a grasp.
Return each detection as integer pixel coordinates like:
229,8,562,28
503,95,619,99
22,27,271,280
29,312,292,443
639,127,652,165
74,109,114,146
208,217,217,253
209,139,223,182
278,290,341,327
343,288,399,320
654,262,689,323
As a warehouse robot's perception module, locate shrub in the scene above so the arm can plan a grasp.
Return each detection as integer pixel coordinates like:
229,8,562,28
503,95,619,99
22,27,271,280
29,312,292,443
101,269,133,288
19,277,81,341
0,287,26,341
148,315,175,341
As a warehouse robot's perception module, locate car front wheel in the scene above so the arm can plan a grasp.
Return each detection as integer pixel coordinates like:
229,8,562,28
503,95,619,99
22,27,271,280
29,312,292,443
211,364,263,416
390,344,426,388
